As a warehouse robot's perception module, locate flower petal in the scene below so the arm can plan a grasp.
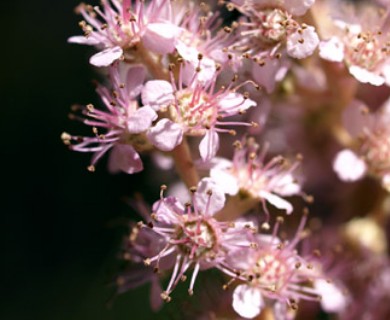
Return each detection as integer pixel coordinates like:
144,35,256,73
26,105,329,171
349,65,385,86
108,144,143,174
143,23,182,54
147,119,183,151
68,35,100,45
89,46,123,67
232,284,264,319
194,178,226,215
284,0,315,16
127,106,158,134
319,37,345,62
125,65,146,99
287,26,319,59
333,149,367,182
218,92,256,113
210,168,239,195
199,130,219,162
314,279,348,313
142,80,174,110
259,190,293,214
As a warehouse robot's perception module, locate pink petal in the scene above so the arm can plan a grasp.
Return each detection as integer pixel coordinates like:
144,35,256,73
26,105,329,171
199,130,219,162
259,190,293,214
232,284,264,319
127,106,158,134
125,65,146,98
143,23,182,55
287,26,319,59
194,178,226,215
68,35,100,45
152,196,185,223
89,46,123,67
141,80,174,110
147,119,183,151
333,149,367,182
108,144,143,174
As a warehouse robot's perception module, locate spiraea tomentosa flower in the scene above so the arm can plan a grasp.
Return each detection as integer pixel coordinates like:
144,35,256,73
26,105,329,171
332,98,390,191
228,0,319,60
210,137,303,222
68,0,182,66
171,1,234,84
142,66,258,162
319,1,390,86
61,64,183,174
227,213,347,319
141,178,256,302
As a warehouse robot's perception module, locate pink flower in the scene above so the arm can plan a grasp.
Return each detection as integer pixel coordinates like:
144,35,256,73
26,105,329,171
229,0,319,60
141,68,257,162
210,138,302,224
228,213,337,319
332,98,390,190
141,178,254,301
68,0,182,67
319,3,390,86
62,64,182,174
171,2,234,84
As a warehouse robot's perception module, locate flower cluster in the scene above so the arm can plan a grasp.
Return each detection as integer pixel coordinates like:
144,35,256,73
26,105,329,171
64,0,390,319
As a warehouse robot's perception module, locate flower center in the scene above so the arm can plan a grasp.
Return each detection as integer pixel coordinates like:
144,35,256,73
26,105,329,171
251,253,290,293
234,167,268,198
345,31,388,71
255,9,291,44
177,217,217,259
170,90,215,135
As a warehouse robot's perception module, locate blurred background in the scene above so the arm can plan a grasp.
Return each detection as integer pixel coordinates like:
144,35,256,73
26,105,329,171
1,1,165,319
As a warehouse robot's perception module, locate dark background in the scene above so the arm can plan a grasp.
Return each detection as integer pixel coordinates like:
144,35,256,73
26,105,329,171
1,1,162,319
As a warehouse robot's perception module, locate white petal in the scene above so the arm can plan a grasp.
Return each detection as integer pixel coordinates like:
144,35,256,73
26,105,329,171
68,35,100,45
319,37,345,62
273,174,301,196
89,46,123,67
210,168,239,195
141,80,174,110
287,26,319,59
232,285,264,319
199,130,220,162
218,92,256,113
127,106,157,134
259,190,293,214
382,174,390,192
349,65,385,86
194,178,226,215
147,119,183,151
314,279,348,313
333,149,367,182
